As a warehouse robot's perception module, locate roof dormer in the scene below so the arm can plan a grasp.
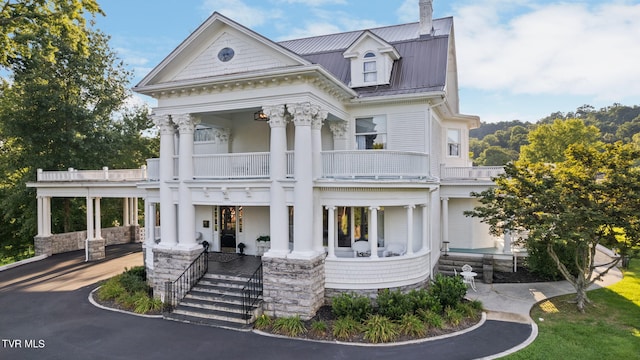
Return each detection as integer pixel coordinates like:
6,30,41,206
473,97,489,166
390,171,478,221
343,31,400,88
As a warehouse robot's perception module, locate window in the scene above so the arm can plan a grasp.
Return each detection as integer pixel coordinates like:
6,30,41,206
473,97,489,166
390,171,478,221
363,52,377,83
335,207,385,248
356,116,386,149
447,129,461,157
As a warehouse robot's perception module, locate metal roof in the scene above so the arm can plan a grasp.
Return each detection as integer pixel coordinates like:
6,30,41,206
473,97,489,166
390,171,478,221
279,17,453,98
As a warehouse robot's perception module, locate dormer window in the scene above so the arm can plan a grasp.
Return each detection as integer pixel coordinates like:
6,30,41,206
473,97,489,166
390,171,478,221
363,52,377,83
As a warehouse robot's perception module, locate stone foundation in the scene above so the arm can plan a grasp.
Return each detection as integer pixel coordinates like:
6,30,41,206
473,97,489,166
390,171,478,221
262,255,325,320
324,278,431,306
32,226,142,257
151,246,203,299
34,236,53,257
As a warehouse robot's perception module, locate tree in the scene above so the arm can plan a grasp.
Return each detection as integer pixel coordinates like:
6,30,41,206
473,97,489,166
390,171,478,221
519,118,602,164
0,0,102,67
0,28,157,258
475,146,518,166
466,143,640,312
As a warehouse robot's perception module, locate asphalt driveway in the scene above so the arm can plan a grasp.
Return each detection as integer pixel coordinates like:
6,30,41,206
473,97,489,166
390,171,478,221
0,245,532,360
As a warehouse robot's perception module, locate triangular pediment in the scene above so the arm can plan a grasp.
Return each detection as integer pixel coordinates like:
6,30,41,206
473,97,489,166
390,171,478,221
136,13,310,88
343,31,400,60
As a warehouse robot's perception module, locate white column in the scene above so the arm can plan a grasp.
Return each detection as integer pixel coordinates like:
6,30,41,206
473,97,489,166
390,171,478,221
441,197,449,252
37,196,44,236
369,206,379,258
85,196,94,261
503,230,513,254
95,197,102,240
264,105,290,257
421,201,430,252
326,206,336,258
406,204,415,255
311,110,327,179
291,102,316,258
123,197,130,226
43,197,51,236
175,113,199,249
132,197,138,225
153,114,177,247
146,201,156,244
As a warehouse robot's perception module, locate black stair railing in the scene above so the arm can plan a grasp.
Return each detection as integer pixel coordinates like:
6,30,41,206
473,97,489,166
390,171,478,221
163,250,208,313
241,263,263,322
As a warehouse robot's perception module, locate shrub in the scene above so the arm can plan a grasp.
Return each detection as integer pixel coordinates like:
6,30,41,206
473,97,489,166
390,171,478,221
376,289,413,320
272,316,306,337
133,291,163,314
363,315,399,343
331,292,372,321
456,302,481,321
254,314,272,330
310,320,328,336
526,240,578,280
118,267,149,294
97,277,126,301
398,314,426,337
417,309,443,329
444,306,464,327
332,316,361,340
429,274,467,308
407,288,442,314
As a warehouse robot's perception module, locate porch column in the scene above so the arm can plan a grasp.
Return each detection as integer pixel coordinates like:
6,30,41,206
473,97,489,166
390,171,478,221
441,197,449,252
95,197,102,240
326,206,336,258
311,110,328,254
144,200,156,270
503,230,513,254
44,196,51,236
406,205,415,255
85,196,94,261
264,105,289,257
290,102,317,258
369,206,379,259
37,196,44,236
175,113,199,249
421,202,430,252
153,114,177,247
123,197,130,226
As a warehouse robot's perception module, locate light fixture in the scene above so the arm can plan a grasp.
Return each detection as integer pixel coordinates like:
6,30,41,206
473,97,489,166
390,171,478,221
254,110,269,121
442,241,450,257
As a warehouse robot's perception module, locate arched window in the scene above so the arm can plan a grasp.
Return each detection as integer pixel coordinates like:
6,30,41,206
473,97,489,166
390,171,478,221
363,52,377,83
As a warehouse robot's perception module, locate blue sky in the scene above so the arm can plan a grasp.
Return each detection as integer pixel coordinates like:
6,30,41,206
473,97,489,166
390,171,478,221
94,0,640,123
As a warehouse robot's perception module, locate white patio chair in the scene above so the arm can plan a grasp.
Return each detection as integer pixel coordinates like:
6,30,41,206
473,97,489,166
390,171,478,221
382,243,406,257
459,264,477,291
352,240,370,257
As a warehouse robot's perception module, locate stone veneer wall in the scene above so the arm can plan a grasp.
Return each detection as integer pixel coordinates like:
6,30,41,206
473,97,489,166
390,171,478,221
151,247,203,299
33,226,142,257
262,255,325,320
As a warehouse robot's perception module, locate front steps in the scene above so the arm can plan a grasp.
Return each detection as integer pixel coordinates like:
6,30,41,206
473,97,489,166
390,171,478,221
164,273,263,331
438,253,485,277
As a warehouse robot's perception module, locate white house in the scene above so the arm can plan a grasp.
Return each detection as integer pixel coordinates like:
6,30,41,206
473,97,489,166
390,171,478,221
29,1,510,321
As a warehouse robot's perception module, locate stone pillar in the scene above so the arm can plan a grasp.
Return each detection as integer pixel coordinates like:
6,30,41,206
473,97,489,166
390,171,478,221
441,197,449,253
264,105,290,258
262,255,325,320
86,197,105,261
369,206,379,258
175,113,199,249
326,206,336,258
406,205,415,255
290,102,317,258
153,114,177,247
152,246,203,299
34,195,52,257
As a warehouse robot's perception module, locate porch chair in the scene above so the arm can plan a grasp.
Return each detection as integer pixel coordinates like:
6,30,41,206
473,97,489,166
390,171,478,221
352,240,370,257
457,264,477,291
382,243,406,257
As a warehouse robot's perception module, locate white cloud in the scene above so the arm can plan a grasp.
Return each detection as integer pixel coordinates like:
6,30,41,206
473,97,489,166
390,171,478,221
274,0,346,5
454,1,640,101
276,9,383,40
201,0,282,28
397,0,418,23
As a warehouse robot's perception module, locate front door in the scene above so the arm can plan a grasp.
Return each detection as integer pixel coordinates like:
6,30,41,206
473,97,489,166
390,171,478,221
220,206,237,252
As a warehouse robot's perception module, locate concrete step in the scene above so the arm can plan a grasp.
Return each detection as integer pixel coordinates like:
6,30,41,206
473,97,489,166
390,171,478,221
164,312,255,331
170,302,262,324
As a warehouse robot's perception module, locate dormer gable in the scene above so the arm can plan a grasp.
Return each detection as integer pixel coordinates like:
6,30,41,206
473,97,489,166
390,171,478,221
343,31,400,88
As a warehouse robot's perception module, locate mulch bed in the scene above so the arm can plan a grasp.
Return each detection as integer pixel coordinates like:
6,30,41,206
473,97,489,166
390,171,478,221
492,266,551,283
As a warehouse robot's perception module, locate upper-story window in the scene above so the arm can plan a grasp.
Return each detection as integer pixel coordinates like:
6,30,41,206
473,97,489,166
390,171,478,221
356,116,387,149
447,129,461,157
363,52,377,83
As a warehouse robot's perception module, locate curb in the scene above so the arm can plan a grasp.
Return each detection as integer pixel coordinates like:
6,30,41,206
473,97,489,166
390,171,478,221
88,287,163,319
0,254,48,272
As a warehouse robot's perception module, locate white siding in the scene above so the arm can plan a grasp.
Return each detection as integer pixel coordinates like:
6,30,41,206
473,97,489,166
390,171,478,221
388,111,426,152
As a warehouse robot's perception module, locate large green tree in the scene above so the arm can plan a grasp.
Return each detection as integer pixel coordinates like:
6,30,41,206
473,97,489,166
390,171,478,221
519,118,602,163
0,0,102,67
466,143,640,312
0,27,157,259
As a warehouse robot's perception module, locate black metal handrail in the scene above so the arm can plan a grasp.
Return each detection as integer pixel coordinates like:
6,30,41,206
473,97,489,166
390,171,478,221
163,250,208,313
241,263,263,322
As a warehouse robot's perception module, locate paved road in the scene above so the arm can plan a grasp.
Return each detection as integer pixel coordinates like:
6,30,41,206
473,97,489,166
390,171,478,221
0,245,532,360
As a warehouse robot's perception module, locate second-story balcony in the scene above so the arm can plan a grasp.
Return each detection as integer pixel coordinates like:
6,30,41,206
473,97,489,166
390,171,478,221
146,150,431,181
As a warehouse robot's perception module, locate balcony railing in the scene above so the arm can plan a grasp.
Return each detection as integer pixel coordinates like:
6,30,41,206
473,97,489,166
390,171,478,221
440,165,505,180
36,167,147,182
193,152,270,179
322,150,429,179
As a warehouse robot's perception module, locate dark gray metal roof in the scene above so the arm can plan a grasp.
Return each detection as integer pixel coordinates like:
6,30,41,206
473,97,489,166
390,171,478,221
278,17,453,98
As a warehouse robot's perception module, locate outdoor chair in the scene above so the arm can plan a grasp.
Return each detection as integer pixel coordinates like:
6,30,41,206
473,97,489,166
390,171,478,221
352,240,370,257
382,243,406,257
456,264,477,291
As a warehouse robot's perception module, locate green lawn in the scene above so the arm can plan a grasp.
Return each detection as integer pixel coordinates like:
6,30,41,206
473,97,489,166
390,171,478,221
504,259,640,360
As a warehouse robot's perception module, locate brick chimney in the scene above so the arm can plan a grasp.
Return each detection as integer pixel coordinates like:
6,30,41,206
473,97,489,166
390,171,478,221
419,0,433,36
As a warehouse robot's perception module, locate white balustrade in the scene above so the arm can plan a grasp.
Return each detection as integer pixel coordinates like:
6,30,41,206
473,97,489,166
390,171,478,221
440,165,505,180
37,167,147,182
322,150,429,179
193,152,270,179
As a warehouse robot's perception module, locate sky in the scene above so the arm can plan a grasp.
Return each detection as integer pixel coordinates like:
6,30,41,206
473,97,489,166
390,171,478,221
94,0,640,124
